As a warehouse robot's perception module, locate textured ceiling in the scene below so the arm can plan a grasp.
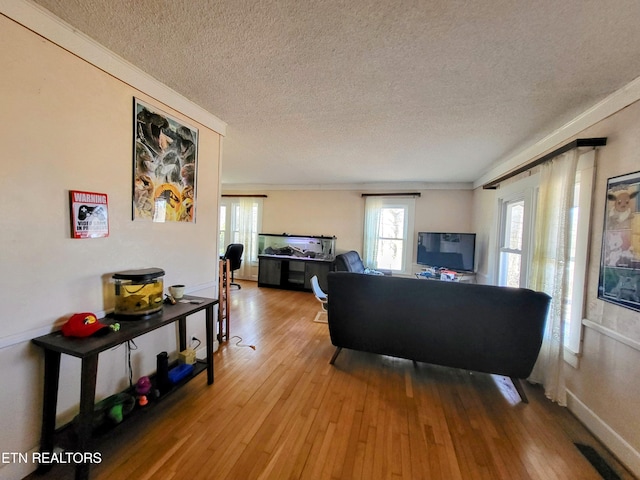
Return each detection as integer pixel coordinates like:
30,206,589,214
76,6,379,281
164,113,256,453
30,0,640,186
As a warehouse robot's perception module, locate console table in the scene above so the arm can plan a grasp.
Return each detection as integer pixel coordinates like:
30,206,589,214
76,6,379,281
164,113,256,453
258,255,333,292
32,295,217,480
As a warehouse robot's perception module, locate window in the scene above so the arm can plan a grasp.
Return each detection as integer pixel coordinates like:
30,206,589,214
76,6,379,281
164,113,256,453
493,149,595,363
377,206,406,270
219,205,227,256
219,197,263,264
363,196,415,275
563,151,595,356
499,199,525,287
496,175,538,288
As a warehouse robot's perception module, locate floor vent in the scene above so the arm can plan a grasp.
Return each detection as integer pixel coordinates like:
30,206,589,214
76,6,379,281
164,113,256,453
574,443,621,480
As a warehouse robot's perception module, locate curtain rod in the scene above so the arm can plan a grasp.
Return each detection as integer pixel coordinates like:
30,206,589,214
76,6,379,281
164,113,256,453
482,137,607,190
221,194,268,198
361,192,421,197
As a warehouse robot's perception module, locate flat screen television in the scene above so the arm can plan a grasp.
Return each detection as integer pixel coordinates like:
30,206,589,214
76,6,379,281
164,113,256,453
417,232,476,272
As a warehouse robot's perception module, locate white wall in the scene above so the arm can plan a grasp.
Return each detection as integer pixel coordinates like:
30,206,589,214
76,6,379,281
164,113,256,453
224,188,474,277
566,100,640,474
0,13,222,479
472,100,640,476
10,0,640,477
471,187,496,284
261,190,364,253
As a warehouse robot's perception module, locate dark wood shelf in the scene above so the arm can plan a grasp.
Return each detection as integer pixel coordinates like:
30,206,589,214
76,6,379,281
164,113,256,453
32,296,218,480
53,360,207,450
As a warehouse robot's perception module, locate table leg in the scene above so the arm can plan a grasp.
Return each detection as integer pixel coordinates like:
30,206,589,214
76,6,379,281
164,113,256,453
178,317,187,352
36,349,61,473
205,304,214,385
74,354,99,480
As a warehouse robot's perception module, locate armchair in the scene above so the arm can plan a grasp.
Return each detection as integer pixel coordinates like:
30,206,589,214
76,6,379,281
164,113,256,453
333,251,366,273
333,250,389,275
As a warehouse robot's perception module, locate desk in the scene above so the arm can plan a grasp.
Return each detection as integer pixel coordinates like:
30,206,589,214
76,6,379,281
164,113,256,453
32,296,217,480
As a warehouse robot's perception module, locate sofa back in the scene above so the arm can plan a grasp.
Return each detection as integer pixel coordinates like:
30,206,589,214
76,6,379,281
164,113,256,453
327,272,551,379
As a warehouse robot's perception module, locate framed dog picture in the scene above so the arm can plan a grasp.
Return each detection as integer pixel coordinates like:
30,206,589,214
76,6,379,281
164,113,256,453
132,98,198,222
597,170,640,311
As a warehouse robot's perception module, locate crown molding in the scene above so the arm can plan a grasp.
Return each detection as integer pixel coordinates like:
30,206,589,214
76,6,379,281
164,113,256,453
222,181,474,193
0,0,227,135
474,75,640,189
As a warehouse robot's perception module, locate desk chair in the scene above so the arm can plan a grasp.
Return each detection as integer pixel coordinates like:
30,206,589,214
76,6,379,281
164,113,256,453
222,243,244,289
311,275,328,323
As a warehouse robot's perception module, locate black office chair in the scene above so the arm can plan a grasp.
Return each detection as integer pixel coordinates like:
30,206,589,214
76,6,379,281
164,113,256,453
222,243,244,289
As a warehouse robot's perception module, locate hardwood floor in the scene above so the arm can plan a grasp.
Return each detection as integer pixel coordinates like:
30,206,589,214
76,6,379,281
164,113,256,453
32,280,635,480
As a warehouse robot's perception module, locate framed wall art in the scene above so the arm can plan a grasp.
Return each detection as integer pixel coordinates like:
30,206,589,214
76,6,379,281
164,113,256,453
133,98,198,222
598,170,640,311
69,190,109,239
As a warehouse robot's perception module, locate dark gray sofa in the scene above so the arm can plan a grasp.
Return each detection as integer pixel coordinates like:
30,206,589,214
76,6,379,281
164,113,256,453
326,272,551,402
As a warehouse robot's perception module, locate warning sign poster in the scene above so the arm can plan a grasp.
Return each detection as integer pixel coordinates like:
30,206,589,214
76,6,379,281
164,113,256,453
69,190,109,239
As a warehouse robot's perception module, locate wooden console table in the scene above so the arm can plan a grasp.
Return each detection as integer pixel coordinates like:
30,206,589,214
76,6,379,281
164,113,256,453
32,296,217,480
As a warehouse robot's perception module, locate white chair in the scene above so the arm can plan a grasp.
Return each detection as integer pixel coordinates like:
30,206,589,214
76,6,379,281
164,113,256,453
310,275,328,323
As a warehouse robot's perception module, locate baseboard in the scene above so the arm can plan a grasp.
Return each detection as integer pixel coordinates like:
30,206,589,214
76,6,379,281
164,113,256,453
566,388,640,477
0,445,39,480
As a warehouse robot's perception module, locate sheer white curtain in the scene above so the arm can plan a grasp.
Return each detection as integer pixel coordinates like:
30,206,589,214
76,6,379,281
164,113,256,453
363,196,383,268
528,149,579,405
234,197,262,279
